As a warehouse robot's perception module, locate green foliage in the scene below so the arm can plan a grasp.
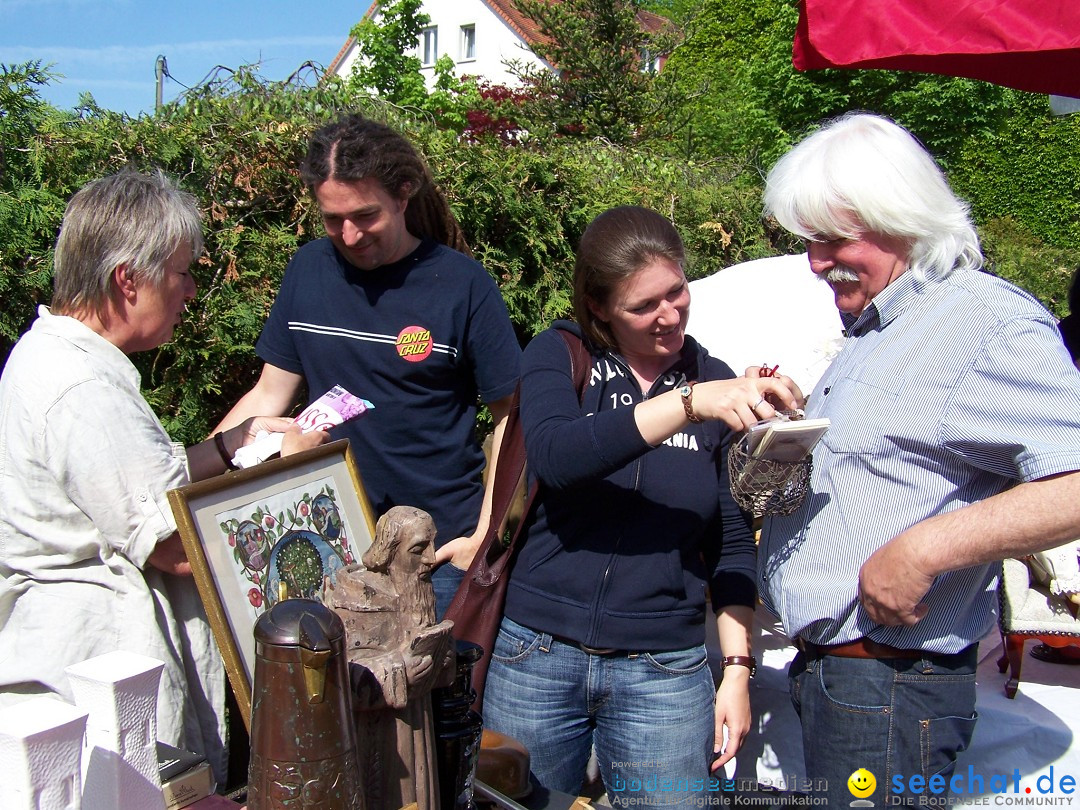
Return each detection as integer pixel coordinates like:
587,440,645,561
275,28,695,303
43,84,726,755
4,38,1079,449
951,92,1080,252
393,126,768,340
979,218,1078,320
507,0,685,144
658,0,1080,311
951,93,1080,313
665,0,1013,168
343,2,487,132
0,62,72,364
1,64,773,445
641,0,698,25
346,0,431,106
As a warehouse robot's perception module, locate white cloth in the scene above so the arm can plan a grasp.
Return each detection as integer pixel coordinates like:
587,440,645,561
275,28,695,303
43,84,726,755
232,429,284,468
0,306,226,778
686,253,845,393
1028,542,1080,599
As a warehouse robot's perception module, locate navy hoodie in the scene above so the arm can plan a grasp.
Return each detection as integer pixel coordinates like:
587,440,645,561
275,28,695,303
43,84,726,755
503,321,756,652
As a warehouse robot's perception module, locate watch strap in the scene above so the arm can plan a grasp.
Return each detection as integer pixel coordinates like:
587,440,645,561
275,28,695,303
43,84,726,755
681,382,703,423
721,655,756,677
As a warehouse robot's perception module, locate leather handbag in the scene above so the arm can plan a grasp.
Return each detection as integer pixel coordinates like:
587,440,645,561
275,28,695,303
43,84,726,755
444,328,590,711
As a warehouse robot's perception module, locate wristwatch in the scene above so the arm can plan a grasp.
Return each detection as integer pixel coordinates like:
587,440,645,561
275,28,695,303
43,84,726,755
721,655,756,677
679,383,702,423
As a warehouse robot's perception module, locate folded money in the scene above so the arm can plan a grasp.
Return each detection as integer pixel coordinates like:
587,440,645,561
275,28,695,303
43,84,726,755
233,385,374,468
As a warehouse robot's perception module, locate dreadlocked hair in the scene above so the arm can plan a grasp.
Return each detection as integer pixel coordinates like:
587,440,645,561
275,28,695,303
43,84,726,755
300,113,471,256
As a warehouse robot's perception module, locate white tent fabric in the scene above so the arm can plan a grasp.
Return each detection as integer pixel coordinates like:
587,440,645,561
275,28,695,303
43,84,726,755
686,253,845,396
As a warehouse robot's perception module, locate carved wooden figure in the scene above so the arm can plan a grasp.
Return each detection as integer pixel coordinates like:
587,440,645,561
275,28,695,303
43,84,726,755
330,506,454,810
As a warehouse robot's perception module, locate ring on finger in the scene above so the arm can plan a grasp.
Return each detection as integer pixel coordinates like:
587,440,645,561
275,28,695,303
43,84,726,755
752,397,766,410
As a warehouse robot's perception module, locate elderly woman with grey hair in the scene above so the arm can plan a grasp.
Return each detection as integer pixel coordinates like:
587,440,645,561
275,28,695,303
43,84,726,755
0,169,325,779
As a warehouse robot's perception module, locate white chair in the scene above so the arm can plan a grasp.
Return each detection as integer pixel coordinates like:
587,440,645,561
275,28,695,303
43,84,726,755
996,553,1080,698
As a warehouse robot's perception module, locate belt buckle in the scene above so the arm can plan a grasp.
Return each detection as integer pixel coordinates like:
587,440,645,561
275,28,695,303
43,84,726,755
578,642,620,656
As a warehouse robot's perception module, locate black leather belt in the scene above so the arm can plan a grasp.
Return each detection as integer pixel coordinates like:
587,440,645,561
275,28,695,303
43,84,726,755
551,634,627,656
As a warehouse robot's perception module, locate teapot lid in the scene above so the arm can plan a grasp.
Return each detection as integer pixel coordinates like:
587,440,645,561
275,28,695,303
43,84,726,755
254,598,344,649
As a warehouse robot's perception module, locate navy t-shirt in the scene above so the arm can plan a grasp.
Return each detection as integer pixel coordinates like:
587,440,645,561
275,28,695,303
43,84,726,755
256,237,521,544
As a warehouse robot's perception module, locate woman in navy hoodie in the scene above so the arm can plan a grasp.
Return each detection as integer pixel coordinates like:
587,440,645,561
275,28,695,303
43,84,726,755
483,207,803,806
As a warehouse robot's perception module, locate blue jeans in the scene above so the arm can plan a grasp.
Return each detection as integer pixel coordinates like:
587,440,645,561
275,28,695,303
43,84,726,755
483,616,716,807
431,562,466,620
789,645,979,807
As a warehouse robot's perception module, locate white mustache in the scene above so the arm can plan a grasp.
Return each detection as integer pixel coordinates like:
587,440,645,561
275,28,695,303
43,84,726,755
823,266,859,284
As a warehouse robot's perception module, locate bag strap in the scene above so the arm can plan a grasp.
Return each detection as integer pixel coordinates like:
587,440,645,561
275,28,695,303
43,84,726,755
559,327,592,398
470,328,589,586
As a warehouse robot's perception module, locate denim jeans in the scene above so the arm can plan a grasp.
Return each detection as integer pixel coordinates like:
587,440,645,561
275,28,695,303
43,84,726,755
431,562,466,620
483,616,716,807
789,645,979,807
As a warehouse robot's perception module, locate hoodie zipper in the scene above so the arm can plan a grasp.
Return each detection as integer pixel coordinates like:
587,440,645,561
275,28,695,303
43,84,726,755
583,355,671,647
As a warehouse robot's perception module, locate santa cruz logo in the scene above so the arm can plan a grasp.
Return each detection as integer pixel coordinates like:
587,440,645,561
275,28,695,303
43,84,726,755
395,325,433,362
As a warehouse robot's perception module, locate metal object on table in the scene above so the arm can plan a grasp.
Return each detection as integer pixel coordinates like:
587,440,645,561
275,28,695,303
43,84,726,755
247,598,363,809
473,779,533,810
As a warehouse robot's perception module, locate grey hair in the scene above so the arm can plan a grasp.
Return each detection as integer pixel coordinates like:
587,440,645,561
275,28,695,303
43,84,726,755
763,113,982,280
52,169,203,318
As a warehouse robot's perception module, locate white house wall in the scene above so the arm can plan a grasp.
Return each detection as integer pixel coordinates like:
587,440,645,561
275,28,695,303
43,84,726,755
333,1,550,90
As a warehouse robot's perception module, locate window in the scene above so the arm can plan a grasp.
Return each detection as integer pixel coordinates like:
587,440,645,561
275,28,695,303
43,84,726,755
420,26,438,66
460,24,476,61
640,48,662,74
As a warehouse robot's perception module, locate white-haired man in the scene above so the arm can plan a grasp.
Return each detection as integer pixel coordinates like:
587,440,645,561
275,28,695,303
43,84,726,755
757,113,1080,806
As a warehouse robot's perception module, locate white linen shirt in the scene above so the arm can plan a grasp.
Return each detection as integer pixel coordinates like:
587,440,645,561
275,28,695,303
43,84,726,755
0,306,225,776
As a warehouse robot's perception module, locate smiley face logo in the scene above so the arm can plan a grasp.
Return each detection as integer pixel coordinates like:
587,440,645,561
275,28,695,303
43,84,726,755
847,768,876,798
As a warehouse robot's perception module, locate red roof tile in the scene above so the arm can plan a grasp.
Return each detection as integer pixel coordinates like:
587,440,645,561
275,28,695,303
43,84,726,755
484,0,551,48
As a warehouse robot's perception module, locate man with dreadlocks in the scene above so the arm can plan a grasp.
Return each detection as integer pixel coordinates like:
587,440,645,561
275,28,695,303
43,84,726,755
218,114,521,618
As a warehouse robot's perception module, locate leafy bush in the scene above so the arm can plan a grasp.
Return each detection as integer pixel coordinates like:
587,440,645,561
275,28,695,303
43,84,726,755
1,66,771,444
4,44,1078,447
657,0,1080,315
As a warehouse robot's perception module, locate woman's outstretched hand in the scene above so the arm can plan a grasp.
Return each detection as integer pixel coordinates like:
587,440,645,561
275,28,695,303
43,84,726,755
693,373,804,432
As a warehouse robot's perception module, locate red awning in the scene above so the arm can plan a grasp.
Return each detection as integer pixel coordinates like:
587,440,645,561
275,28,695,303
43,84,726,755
793,0,1080,98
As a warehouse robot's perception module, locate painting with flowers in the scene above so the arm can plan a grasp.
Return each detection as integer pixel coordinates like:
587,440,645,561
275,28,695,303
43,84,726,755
166,440,376,727
216,476,359,628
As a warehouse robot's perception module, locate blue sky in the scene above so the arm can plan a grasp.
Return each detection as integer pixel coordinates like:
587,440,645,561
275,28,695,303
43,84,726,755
0,0,370,116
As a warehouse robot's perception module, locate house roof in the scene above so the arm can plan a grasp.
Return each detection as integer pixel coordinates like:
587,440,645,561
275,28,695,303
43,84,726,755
483,0,668,49
326,1,379,76
327,0,670,76
484,0,549,48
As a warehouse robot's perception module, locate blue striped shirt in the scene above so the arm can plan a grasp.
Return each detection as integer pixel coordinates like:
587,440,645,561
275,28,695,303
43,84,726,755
759,267,1080,653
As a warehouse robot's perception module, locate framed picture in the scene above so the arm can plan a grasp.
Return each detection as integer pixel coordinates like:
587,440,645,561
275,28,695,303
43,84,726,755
167,439,376,728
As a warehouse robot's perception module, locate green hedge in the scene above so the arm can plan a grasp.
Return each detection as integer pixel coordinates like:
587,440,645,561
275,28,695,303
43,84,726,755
1,74,773,444
4,65,1077,445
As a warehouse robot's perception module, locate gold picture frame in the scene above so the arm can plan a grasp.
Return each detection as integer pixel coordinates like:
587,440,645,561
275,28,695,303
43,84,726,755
167,439,376,728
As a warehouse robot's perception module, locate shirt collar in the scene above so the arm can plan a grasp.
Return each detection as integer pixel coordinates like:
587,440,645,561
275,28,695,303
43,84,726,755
605,335,703,393
843,270,930,336
33,305,141,388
